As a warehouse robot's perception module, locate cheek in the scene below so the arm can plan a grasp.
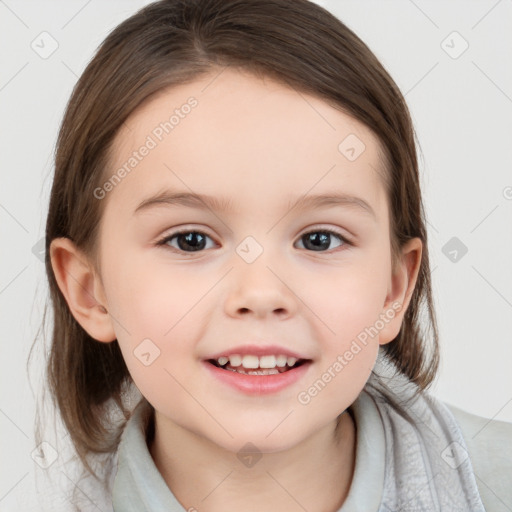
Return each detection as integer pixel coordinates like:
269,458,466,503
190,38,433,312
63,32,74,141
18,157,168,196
110,285,195,416
103,249,205,338
296,252,391,401
101,250,224,404
304,259,390,341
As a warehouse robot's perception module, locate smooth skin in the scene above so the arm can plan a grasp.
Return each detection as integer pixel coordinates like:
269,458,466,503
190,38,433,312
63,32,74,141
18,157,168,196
51,68,422,512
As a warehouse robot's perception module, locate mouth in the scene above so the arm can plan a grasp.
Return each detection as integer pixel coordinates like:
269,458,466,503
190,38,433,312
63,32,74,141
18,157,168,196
204,353,313,395
207,355,310,376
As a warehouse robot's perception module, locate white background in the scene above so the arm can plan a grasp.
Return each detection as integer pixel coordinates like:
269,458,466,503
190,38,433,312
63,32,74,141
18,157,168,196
1,0,511,510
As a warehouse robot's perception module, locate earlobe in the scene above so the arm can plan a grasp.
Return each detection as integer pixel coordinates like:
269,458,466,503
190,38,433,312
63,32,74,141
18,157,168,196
379,237,423,345
50,237,116,343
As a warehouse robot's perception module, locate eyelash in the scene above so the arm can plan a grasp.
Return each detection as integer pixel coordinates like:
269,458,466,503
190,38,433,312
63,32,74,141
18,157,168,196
155,227,353,255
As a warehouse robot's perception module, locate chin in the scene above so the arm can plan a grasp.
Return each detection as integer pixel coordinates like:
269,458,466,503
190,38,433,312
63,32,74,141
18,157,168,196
210,419,310,454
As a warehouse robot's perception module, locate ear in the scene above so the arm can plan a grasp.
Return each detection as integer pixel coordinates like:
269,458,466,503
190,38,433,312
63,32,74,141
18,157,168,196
379,237,422,345
50,237,116,343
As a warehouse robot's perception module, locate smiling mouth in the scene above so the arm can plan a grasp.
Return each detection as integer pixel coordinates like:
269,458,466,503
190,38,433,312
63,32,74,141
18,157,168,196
207,358,309,375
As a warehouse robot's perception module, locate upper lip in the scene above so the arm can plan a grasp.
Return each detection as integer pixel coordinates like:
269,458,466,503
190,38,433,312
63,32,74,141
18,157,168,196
205,344,311,361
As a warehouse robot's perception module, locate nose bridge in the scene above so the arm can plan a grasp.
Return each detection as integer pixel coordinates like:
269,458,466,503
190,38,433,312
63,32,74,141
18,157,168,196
224,236,297,318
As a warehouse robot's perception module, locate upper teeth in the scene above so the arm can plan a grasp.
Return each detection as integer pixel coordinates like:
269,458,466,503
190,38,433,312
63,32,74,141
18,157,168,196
217,354,298,369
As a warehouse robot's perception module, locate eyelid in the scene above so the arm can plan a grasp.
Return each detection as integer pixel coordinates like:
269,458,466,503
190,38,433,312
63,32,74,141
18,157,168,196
294,228,352,254
298,225,354,245
154,229,217,258
155,226,217,246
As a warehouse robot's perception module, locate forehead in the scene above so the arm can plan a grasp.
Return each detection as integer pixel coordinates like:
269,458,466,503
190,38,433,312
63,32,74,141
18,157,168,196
105,68,387,218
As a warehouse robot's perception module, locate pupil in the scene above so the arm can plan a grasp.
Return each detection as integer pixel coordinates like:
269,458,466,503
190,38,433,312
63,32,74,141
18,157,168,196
305,232,330,251
178,232,206,251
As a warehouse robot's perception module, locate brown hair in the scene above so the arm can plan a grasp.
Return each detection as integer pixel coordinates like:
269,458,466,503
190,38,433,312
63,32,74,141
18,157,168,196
43,0,438,476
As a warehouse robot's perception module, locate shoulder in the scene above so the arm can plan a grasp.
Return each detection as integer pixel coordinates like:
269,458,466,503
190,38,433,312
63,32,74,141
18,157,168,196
445,402,512,512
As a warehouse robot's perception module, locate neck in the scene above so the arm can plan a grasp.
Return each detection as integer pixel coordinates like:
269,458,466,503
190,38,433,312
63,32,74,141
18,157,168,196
149,410,356,512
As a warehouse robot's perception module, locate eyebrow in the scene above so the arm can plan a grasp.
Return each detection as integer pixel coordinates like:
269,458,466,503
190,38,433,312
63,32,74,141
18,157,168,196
134,191,235,215
288,193,376,219
134,190,376,219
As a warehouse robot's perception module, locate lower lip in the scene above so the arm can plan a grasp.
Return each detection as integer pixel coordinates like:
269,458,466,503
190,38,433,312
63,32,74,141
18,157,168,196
203,361,312,395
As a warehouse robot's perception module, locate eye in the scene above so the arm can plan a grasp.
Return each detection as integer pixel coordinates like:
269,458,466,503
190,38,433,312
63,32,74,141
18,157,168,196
295,229,350,252
157,230,216,253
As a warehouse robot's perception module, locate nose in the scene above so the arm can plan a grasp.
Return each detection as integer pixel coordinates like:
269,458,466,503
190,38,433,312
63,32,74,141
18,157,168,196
224,255,298,320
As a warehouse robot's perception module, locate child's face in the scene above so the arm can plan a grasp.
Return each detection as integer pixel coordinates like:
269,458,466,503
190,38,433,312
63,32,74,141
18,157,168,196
94,68,413,452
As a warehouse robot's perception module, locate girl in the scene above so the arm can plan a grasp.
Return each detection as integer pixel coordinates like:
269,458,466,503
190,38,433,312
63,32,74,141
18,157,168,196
42,0,511,510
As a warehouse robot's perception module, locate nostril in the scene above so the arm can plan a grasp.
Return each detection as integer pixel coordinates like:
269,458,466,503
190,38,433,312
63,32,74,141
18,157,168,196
236,307,287,315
